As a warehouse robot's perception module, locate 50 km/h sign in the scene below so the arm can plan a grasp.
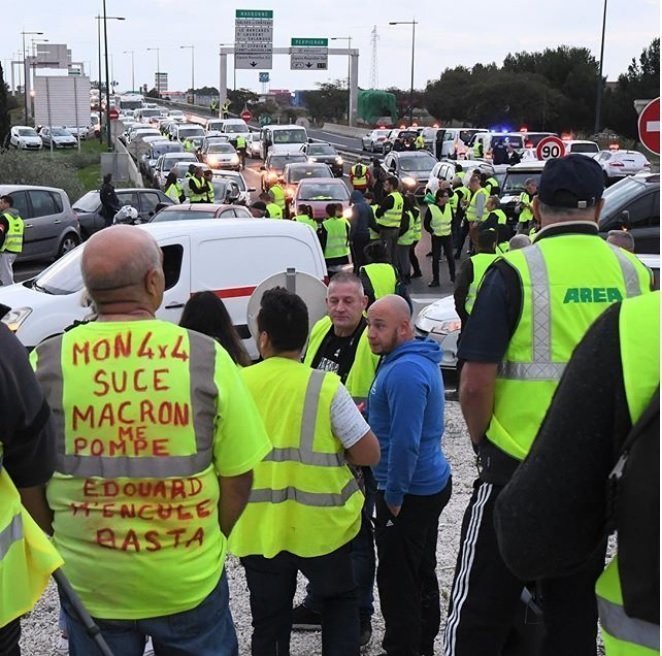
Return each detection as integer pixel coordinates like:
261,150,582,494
290,38,329,70
536,135,566,161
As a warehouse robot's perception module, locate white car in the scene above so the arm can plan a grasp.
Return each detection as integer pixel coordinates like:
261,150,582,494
425,159,493,196
563,140,599,157
9,126,42,150
595,149,651,183
212,170,255,204
39,127,78,149
247,132,262,158
361,129,391,153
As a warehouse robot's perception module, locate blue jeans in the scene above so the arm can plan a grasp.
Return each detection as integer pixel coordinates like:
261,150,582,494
60,572,238,656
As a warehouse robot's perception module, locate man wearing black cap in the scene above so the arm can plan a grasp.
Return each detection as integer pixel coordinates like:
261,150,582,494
443,154,653,656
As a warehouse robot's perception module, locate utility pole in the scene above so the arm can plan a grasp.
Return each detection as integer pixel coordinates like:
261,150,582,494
370,25,379,89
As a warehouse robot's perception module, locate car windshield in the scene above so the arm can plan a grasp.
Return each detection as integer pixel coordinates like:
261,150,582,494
600,177,647,218
224,123,247,133
299,182,349,201
308,145,336,156
502,170,543,194
570,143,599,154
141,109,161,117
372,130,390,137
491,135,524,149
72,191,101,212
152,143,183,157
273,129,307,144
289,166,332,182
152,209,218,222
208,144,235,154
179,128,204,137
51,128,71,137
33,247,84,295
270,155,307,169
399,155,436,172
18,129,37,137
207,122,224,131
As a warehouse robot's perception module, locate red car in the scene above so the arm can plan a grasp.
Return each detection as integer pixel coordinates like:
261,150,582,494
293,178,351,220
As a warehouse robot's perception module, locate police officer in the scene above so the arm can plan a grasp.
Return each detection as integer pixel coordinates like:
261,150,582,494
495,290,660,656
374,176,405,265
231,287,380,656
32,226,271,654
444,155,653,656
0,195,24,286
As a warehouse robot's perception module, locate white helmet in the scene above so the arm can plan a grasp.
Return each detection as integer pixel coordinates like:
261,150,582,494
113,205,140,225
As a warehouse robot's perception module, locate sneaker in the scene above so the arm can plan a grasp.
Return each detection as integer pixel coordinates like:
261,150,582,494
291,604,322,631
54,635,69,655
143,636,155,656
411,271,422,279
360,619,372,647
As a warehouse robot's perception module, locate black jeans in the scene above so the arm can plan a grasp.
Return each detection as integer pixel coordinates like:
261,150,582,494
0,619,20,656
409,241,422,276
379,227,400,265
375,480,453,656
351,234,370,273
431,235,455,283
242,542,359,656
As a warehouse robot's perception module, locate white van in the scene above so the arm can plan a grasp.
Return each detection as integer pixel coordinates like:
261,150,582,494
0,220,327,357
221,118,251,141
470,132,526,159
205,118,226,134
260,124,308,159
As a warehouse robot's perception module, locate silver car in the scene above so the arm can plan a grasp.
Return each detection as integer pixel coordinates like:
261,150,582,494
361,129,391,153
39,127,77,149
0,185,80,262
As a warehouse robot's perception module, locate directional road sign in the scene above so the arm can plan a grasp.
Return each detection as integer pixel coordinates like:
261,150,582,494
536,135,566,161
290,38,328,71
638,97,660,156
235,9,273,70
259,72,270,83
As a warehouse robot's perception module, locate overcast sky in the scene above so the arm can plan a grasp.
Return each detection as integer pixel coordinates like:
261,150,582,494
3,0,660,93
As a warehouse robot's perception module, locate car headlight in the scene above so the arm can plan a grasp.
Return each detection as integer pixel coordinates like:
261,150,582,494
308,157,317,162
2,307,32,332
402,176,416,187
430,319,461,336
335,156,344,164
230,155,240,164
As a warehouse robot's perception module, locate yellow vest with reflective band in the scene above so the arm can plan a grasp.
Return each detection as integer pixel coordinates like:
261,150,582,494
0,452,63,628
369,205,380,240
486,235,651,461
230,358,363,558
378,191,404,228
518,191,535,222
164,183,182,204
235,135,246,149
429,203,452,237
489,208,507,225
184,139,195,152
361,263,397,301
304,315,379,404
398,210,421,246
596,291,660,656
270,184,286,210
189,175,206,202
466,187,488,223
465,252,499,314
295,214,316,229
351,164,368,186
448,190,459,212
204,180,214,203
473,141,483,158
484,176,499,194
32,322,230,619
323,217,350,259
266,202,283,219
456,185,471,205
1,212,24,254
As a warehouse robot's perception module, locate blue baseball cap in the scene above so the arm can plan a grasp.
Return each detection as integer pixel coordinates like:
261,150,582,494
538,154,604,209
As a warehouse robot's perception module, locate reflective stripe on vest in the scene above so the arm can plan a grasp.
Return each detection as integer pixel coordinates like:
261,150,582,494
486,236,650,461
351,164,367,186
518,192,534,222
0,513,22,559
465,252,499,314
2,212,24,254
323,218,350,259
250,479,359,506
266,202,283,219
361,263,397,301
466,188,488,223
369,205,380,240
378,191,404,228
429,203,452,237
270,185,286,210
398,211,420,246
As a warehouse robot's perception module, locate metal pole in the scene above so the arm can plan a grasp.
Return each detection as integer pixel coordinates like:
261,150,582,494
409,21,416,124
103,0,112,150
192,47,195,105
97,18,103,142
22,32,28,123
130,51,135,91
594,0,608,133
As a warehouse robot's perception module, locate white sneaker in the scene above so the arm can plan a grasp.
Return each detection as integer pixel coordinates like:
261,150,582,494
143,636,155,656
54,635,69,655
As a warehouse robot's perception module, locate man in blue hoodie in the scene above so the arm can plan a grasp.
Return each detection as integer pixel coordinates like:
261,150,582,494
366,295,452,656
349,190,372,272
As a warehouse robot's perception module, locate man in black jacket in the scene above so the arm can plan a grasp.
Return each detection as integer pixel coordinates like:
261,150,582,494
100,174,120,227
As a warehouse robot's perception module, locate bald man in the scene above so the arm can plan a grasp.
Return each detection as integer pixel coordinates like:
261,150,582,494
31,226,271,656
366,295,452,656
606,229,635,253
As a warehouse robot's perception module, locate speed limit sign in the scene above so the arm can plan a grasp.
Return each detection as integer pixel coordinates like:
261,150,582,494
536,135,566,161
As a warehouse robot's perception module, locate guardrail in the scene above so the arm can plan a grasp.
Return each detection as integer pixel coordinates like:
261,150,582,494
321,122,369,138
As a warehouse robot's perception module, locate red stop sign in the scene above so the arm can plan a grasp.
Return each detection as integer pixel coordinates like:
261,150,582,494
108,107,119,120
241,110,252,122
638,97,660,156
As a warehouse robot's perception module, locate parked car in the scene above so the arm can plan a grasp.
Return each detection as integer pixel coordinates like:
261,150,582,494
153,152,199,189
39,126,77,149
301,142,344,177
383,150,437,200
292,178,351,220
564,140,600,157
0,185,80,261
73,188,173,239
594,149,651,184
361,129,391,153
150,203,252,222
199,142,240,170
260,152,309,192
383,129,418,154
9,126,42,150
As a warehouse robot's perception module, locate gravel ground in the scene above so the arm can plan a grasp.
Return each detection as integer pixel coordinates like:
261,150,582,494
18,401,497,655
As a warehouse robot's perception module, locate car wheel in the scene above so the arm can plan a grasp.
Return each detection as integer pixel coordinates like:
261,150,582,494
57,234,80,259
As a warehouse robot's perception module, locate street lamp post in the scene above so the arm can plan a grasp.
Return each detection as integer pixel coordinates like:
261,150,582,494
96,13,125,146
147,48,161,97
330,36,352,124
102,3,125,150
180,45,195,105
594,0,608,133
389,20,418,124
29,38,48,124
123,50,135,91
21,31,43,124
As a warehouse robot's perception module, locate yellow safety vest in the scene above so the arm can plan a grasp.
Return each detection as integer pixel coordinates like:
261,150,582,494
0,451,63,628
164,183,182,204
270,184,286,210
204,180,215,203
415,135,425,149
189,176,206,202
596,291,660,656
518,192,535,223
230,358,363,558
486,235,651,461
322,218,350,259
235,135,246,149
266,202,283,219
377,191,404,228
295,214,316,229
465,252,499,314
398,210,421,246
473,141,483,158
484,176,499,194
1,212,24,254
351,164,368,187
304,315,379,404
465,187,489,223
369,205,380,240
360,263,398,301
429,203,452,237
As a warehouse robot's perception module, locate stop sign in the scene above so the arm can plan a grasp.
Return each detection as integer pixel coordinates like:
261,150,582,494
536,135,566,161
638,97,660,156
241,110,252,122
108,107,119,120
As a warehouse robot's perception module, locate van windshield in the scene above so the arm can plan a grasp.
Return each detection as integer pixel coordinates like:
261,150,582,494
273,129,307,144
33,248,84,295
502,170,543,195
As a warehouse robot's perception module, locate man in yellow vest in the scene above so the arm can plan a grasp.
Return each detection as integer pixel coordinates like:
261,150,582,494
0,195,25,286
464,175,489,254
0,322,62,654
444,155,653,656
360,242,403,308
495,291,660,656
32,225,271,655
516,178,537,234
374,176,405,265
188,166,207,203
269,178,287,214
230,287,380,656
396,194,422,284
423,188,455,288
350,160,371,194
414,132,426,150
480,195,510,253
320,203,351,271
264,190,283,219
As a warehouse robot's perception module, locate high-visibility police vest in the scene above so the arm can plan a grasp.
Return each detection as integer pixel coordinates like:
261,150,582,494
31,323,232,619
322,218,350,259
360,263,398,302
484,176,499,194
304,315,379,404
596,291,660,656
164,182,183,204
266,202,283,219
270,184,286,210
486,236,651,461
466,187,489,223
377,191,404,228
189,176,206,202
1,212,24,254
351,164,368,187
295,214,316,229
465,252,499,314
235,135,246,149
429,203,453,237
230,358,363,558
398,210,421,246
518,191,535,223
0,450,63,628
369,205,380,240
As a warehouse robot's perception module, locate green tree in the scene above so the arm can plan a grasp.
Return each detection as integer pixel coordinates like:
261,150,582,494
0,64,10,148
302,80,347,123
